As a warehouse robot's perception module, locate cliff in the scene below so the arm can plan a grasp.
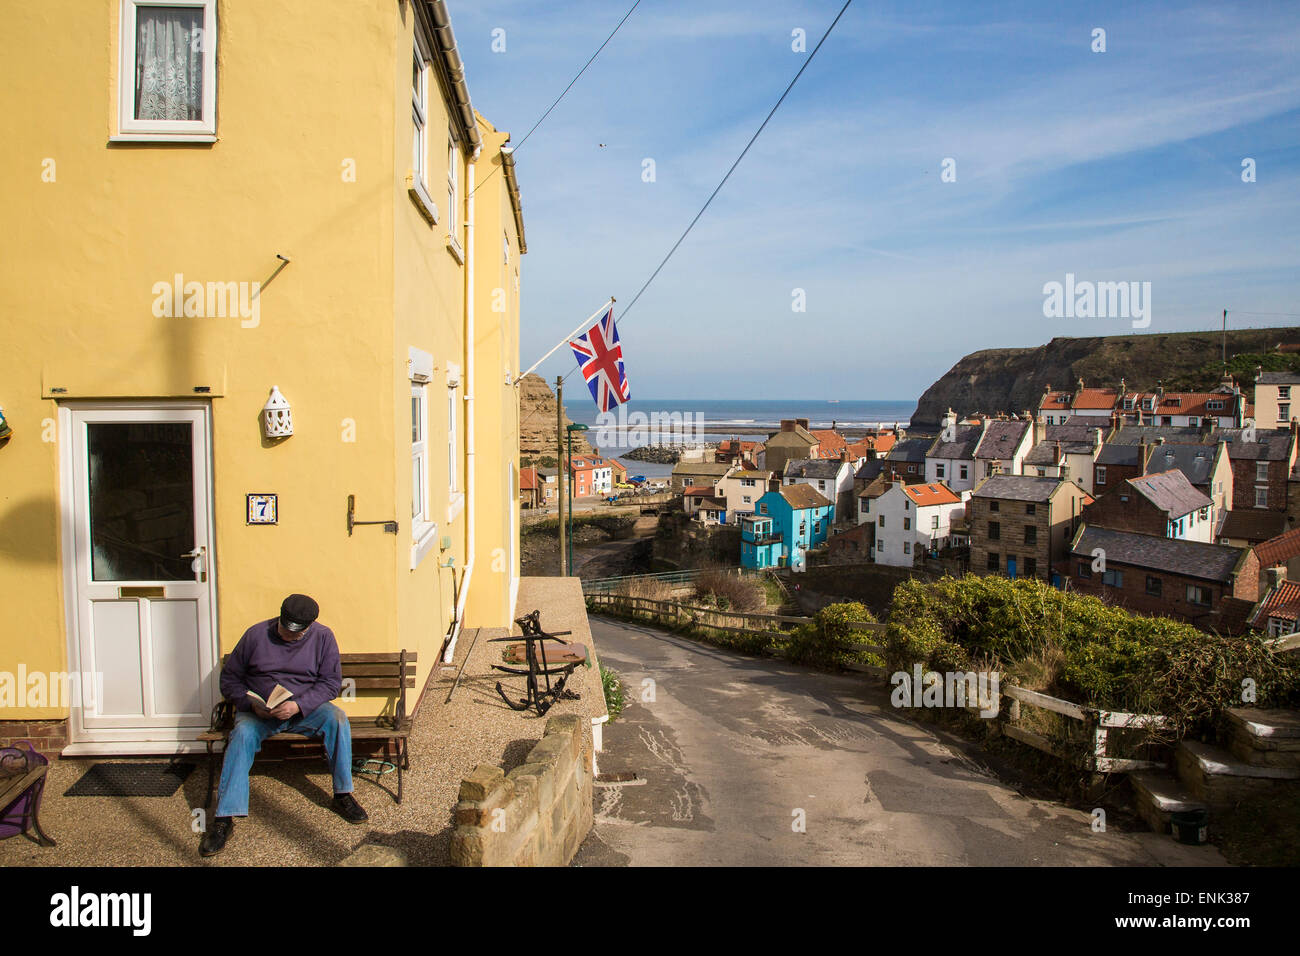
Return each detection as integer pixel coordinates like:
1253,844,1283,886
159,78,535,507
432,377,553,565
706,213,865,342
911,326,1300,429
519,373,593,463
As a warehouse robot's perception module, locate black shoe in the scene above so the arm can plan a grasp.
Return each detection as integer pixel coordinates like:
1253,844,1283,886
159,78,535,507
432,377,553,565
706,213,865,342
199,817,234,857
332,793,369,824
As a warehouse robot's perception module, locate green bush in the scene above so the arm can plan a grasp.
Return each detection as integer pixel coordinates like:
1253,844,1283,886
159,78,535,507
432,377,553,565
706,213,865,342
884,573,1300,739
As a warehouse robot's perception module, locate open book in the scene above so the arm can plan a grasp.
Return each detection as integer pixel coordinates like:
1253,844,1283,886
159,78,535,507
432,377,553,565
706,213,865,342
246,684,294,709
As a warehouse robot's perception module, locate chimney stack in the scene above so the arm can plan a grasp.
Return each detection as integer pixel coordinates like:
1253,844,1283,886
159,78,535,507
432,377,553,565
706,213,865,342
780,419,795,432
1268,565,1286,592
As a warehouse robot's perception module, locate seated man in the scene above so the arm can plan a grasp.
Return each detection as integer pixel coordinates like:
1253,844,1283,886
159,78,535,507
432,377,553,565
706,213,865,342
200,593,367,858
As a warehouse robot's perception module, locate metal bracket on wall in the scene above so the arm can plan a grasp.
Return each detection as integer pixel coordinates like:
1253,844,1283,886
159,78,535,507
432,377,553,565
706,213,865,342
347,494,398,536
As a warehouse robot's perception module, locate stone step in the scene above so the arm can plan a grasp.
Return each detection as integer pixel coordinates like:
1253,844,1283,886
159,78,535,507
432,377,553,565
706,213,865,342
1175,739,1300,809
1224,707,1300,769
1130,770,1207,834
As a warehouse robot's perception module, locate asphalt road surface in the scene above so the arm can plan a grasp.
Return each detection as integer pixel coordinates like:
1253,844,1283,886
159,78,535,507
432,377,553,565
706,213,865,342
575,615,1227,867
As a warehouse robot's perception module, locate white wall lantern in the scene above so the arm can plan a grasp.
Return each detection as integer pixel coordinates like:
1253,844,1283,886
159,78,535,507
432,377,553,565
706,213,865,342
262,386,293,438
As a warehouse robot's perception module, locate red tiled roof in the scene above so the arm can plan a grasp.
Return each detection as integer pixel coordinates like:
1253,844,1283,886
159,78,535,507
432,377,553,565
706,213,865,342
1254,526,1300,567
1074,388,1120,410
1040,391,1073,410
901,483,962,506
810,430,848,457
847,434,896,457
683,485,714,497
520,467,539,491
1250,581,1300,627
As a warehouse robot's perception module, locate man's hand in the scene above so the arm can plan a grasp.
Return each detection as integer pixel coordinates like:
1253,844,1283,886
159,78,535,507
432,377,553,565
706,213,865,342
270,700,300,721
250,701,273,720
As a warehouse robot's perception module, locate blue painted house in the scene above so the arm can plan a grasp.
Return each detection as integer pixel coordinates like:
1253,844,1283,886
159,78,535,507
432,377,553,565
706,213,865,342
740,485,834,571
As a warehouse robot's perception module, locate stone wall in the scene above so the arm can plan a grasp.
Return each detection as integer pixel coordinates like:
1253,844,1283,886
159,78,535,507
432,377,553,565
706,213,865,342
451,713,593,866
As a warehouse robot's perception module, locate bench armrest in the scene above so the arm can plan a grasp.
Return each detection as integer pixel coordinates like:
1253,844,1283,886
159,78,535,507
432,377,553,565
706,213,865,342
209,698,236,733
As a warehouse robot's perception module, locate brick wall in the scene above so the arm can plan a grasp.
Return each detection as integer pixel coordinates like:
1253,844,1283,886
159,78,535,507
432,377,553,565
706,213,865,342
1230,458,1289,512
0,719,68,759
1068,548,1259,628
451,713,593,866
1082,487,1168,536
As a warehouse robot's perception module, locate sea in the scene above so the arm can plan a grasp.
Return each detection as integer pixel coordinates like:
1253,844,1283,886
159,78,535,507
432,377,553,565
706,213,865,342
566,398,916,479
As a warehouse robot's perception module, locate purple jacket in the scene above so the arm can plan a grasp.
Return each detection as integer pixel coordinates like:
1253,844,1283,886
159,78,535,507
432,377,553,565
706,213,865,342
220,619,341,717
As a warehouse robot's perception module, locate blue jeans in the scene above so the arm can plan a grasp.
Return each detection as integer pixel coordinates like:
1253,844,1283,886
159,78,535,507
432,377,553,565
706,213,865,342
215,703,353,818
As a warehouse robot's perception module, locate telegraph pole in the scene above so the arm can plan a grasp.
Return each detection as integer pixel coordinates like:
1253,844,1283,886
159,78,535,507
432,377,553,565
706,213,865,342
556,376,566,576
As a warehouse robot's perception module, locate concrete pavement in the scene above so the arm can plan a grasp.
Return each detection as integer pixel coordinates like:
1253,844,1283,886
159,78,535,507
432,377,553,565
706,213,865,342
575,615,1228,867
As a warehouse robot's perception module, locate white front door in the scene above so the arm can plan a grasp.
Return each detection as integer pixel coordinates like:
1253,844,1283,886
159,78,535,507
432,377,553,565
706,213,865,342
64,404,218,747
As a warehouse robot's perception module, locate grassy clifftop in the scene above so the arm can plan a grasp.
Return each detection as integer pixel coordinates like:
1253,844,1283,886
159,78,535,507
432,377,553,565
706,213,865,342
911,326,1300,429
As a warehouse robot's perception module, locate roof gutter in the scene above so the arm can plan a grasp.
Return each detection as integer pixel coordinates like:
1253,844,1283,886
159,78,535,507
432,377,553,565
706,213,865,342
500,146,527,254
424,1,481,152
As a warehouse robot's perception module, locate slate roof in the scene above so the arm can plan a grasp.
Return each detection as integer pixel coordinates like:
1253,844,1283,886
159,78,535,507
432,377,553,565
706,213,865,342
1106,426,1206,446
778,484,833,510
671,461,734,477
1216,428,1293,462
1095,443,1143,466
930,424,982,460
1257,372,1300,385
886,437,932,463
1143,445,1219,487
972,474,1061,503
975,420,1029,460
764,425,818,448
1127,470,1212,517
784,458,848,479
1022,442,1067,466
1072,526,1247,583
1220,510,1288,544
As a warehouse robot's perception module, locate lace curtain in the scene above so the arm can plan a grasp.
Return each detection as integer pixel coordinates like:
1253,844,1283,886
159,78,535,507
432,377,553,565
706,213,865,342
134,6,204,121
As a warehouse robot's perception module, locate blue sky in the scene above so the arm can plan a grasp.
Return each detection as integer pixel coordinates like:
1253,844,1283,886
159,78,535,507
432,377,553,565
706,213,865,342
452,0,1300,402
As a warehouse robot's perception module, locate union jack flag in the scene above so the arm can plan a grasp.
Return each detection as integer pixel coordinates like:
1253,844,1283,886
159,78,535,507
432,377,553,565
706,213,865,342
570,306,630,412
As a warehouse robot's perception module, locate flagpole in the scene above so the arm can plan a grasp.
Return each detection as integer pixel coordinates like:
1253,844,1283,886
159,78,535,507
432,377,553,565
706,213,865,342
513,297,615,386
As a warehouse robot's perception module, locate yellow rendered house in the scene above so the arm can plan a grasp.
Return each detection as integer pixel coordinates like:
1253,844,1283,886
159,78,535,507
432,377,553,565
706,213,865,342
0,1,523,755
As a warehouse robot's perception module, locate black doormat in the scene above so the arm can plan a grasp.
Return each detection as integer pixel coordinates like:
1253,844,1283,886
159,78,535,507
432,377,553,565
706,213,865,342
65,761,196,797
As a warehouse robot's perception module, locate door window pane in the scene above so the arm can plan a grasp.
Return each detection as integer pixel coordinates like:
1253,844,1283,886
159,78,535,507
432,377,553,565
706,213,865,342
88,422,194,581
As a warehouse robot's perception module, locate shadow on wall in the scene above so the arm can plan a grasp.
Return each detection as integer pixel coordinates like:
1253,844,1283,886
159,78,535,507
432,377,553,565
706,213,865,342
0,494,59,566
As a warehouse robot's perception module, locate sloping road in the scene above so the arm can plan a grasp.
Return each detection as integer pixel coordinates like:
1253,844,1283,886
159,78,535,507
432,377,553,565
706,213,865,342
575,616,1227,867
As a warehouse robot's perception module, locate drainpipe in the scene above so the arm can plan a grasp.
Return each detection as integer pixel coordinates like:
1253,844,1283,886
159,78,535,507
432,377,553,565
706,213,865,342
444,146,480,664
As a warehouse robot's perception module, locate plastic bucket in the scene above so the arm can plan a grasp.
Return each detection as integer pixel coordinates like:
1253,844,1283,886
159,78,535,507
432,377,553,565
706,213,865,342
1171,809,1209,845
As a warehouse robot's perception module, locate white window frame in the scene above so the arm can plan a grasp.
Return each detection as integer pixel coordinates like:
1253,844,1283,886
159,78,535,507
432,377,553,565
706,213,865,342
115,0,218,141
408,33,439,223
447,130,464,259
446,363,464,522
1256,487,1268,508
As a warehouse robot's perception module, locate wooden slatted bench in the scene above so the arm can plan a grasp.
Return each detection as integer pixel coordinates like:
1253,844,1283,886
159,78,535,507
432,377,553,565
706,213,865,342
200,650,417,807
